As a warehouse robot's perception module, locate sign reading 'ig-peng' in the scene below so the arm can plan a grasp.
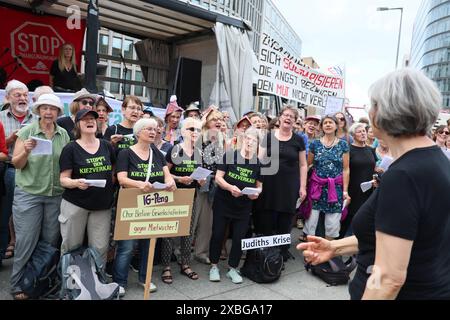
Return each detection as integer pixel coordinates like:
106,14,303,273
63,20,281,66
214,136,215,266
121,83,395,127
114,188,195,240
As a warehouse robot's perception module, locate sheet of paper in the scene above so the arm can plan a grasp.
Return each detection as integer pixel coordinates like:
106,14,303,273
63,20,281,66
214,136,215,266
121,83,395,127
190,167,213,181
342,199,348,211
241,187,262,195
30,136,52,155
360,181,374,193
83,179,107,188
123,134,135,139
152,182,167,190
378,156,393,172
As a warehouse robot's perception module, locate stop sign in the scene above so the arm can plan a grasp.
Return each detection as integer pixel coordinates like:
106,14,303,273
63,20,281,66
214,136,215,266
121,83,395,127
10,21,65,75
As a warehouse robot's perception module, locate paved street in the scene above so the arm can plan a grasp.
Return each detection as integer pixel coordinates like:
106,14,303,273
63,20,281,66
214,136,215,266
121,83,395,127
0,228,351,301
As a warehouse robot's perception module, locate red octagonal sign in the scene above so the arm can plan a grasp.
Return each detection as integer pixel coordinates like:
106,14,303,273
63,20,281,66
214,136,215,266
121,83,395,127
10,21,65,74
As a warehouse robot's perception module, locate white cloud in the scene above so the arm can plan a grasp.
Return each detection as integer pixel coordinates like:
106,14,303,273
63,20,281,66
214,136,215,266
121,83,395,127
273,0,423,107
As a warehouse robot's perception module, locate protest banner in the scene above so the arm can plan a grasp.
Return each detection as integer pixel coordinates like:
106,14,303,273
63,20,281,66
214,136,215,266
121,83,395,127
257,33,344,108
0,89,166,124
0,6,85,87
114,188,195,300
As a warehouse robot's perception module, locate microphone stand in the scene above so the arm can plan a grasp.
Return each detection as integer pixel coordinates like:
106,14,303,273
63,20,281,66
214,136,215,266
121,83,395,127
120,53,128,101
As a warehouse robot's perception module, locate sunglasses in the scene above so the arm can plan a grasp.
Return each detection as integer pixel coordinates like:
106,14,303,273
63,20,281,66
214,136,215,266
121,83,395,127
336,117,346,121
186,127,201,133
438,131,450,135
80,99,94,106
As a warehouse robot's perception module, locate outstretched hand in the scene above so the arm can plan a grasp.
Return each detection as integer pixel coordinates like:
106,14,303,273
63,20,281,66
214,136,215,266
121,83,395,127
296,235,336,265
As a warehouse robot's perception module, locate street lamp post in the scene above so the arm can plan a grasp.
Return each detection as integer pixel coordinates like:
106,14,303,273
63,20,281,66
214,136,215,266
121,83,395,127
377,7,404,69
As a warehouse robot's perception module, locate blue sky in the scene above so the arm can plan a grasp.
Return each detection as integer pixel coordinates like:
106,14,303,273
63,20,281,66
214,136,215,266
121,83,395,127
274,0,423,118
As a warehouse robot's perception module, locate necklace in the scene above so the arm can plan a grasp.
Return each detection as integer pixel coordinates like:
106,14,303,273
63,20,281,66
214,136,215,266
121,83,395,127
322,137,337,148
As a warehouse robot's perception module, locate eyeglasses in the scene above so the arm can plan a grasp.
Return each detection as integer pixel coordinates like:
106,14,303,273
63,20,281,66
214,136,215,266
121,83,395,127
336,117,346,121
186,127,201,133
438,131,450,135
141,127,156,132
127,106,143,112
281,113,296,119
80,99,94,106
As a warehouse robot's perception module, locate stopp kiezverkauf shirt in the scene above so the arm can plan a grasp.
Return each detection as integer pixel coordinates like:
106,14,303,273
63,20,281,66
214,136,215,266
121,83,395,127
351,146,450,300
215,151,261,218
165,144,201,189
59,139,116,210
103,124,136,156
116,144,166,184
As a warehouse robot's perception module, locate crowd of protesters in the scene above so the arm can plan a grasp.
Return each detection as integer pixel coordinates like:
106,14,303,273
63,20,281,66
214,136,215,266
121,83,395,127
0,67,449,300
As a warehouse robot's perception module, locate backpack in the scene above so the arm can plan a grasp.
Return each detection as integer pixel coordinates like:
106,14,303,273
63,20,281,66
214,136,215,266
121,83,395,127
305,256,357,286
240,247,284,283
19,241,61,299
59,247,119,300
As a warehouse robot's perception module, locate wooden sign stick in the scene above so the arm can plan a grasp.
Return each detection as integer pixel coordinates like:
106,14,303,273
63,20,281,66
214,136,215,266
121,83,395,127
143,238,156,300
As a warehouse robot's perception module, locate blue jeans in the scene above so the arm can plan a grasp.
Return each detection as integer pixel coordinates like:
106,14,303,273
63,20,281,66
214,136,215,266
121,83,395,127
0,168,15,258
112,239,150,287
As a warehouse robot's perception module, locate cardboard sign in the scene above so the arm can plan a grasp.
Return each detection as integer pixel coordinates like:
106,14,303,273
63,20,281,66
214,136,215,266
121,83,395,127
114,188,195,240
324,96,344,116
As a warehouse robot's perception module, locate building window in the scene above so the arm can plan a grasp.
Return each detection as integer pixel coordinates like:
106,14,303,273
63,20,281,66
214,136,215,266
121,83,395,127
124,39,134,59
110,67,120,93
125,70,131,95
112,37,122,57
99,34,109,55
135,70,144,97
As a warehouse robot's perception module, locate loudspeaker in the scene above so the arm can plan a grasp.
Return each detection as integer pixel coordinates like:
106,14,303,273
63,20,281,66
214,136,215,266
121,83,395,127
175,57,202,109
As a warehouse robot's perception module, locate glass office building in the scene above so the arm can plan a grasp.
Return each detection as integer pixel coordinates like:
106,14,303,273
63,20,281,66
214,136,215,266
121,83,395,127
410,0,450,108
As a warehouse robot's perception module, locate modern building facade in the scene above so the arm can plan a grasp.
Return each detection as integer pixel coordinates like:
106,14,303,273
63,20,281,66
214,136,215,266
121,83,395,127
410,0,450,108
261,0,302,59
92,0,303,104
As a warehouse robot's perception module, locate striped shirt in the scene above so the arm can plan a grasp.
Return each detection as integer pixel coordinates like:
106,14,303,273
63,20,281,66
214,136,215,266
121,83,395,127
0,108,36,160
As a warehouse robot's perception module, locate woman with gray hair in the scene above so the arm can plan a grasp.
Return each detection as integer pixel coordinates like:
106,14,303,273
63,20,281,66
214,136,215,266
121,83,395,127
113,117,176,297
339,123,377,238
298,69,450,300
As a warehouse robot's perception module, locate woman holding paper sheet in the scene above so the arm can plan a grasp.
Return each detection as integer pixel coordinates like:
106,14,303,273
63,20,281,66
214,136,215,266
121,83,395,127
59,109,116,263
298,69,450,300
339,123,376,238
10,93,70,300
209,127,262,284
113,118,176,297
103,96,143,156
301,114,350,241
160,117,204,284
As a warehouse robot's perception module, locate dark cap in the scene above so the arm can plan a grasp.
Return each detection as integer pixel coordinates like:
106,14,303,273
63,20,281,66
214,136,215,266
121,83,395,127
143,106,154,116
75,109,99,123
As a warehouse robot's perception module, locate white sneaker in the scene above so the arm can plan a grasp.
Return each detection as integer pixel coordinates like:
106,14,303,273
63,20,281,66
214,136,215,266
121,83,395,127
139,281,157,293
209,266,221,282
226,268,243,284
119,286,126,297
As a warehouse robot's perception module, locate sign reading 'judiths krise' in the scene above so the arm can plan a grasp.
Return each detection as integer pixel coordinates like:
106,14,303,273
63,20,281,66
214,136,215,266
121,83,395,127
257,32,344,108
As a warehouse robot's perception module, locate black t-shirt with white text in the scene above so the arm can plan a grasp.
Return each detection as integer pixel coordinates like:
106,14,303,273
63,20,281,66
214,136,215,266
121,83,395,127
165,144,202,189
103,124,136,156
116,144,166,183
215,151,261,217
351,146,450,300
59,139,116,210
